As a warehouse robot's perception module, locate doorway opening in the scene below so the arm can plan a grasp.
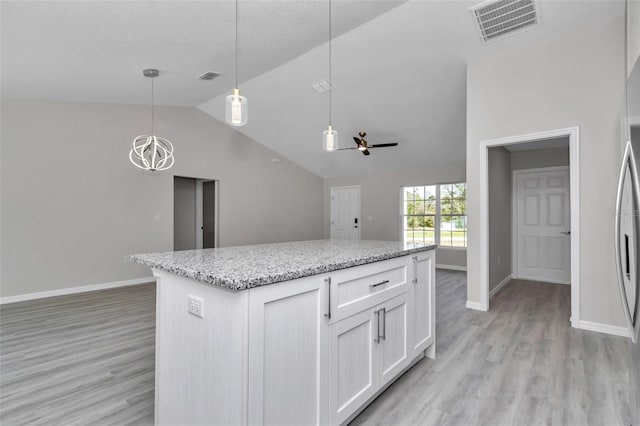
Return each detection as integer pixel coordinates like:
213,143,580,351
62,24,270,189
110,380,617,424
479,127,580,328
174,176,218,251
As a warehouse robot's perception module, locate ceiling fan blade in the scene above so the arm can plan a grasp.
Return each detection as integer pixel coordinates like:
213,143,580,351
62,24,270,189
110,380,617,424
369,143,398,148
362,149,370,156
353,136,363,146
337,147,357,150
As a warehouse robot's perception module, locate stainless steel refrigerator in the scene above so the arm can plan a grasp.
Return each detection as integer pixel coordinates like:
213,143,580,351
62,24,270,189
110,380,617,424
615,47,640,425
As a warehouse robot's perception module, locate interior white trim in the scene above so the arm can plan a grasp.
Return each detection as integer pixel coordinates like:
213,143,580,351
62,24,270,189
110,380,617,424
0,276,155,305
436,264,467,272
489,274,513,298
465,300,486,311
479,127,580,326
512,166,571,284
577,320,631,338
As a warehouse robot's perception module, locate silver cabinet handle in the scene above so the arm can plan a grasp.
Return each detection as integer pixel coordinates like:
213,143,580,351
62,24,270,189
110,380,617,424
380,307,386,341
369,280,389,289
324,277,331,319
615,141,637,343
412,256,418,283
374,309,380,343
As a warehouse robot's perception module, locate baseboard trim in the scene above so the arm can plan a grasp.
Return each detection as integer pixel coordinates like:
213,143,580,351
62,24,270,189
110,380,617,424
465,300,485,311
489,274,513,298
436,264,467,272
515,274,570,285
0,277,156,305
577,320,631,338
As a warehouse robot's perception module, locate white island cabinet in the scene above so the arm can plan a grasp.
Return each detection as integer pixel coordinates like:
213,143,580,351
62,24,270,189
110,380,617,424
131,240,435,426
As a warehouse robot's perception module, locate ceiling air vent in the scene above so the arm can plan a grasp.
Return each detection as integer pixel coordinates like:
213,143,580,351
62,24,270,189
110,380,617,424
197,71,221,81
471,0,540,43
311,79,334,94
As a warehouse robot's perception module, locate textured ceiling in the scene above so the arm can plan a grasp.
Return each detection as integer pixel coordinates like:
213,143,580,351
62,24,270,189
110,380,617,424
1,0,626,178
1,0,406,106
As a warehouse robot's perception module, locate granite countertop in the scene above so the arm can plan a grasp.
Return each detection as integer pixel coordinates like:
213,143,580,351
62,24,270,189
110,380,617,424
129,239,436,291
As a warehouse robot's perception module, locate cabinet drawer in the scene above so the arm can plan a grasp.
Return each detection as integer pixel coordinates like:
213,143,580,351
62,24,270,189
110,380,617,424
330,256,409,323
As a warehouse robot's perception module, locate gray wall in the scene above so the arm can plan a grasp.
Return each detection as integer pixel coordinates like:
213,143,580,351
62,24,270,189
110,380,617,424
629,0,640,77
1,101,324,298
323,162,467,268
466,18,627,327
488,147,512,290
510,147,569,171
173,177,197,251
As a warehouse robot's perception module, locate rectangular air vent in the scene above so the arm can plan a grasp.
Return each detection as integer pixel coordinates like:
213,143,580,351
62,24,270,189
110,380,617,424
311,79,334,94
197,71,221,81
471,0,539,43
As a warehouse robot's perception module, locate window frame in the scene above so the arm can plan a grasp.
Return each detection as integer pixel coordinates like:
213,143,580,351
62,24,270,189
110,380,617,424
400,182,467,249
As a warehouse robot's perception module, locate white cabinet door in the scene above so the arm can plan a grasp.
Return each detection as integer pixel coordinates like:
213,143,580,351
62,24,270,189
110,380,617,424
248,275,329,426
410,252,435,357
378,294,410,386
329,308,378,425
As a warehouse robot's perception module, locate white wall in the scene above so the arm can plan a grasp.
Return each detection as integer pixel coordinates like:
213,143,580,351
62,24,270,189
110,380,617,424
488,147,512,290
467,17,627,326
1,101,324,298
629,0,640,77
323,162,467,268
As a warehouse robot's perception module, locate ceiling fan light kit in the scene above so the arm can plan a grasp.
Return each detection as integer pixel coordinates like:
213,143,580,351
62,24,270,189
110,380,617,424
225,0,248,127
323,0,339,152
129,69,175,172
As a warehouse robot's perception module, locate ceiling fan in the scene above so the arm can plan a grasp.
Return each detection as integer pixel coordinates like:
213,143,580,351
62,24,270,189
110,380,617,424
338,131,398,156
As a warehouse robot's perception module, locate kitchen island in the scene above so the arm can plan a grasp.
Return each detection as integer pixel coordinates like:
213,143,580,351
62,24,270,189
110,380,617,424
130,240,436,426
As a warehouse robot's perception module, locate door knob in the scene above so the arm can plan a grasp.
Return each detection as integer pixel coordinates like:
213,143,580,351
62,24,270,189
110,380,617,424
561,230,571,235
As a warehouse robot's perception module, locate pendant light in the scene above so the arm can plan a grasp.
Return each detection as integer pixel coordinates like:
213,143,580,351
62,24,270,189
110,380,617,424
225,0,248,126
129,69,175,172
322,0,338,152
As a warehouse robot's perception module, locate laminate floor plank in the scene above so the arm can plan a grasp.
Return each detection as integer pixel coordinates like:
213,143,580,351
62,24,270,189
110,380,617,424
0,273,631,425
351,274,632,426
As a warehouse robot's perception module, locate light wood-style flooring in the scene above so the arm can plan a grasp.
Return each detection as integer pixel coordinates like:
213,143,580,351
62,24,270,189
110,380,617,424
0,272,631,425
352,273,632,426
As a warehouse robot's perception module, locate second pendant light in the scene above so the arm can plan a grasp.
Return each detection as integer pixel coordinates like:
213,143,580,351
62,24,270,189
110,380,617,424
226,0,247,126
323,0,338,152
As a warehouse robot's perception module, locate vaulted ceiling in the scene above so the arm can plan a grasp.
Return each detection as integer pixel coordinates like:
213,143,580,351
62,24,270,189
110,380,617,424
1,0,625,178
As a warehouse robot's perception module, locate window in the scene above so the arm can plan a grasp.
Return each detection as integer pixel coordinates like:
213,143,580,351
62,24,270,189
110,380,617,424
402,183,467,248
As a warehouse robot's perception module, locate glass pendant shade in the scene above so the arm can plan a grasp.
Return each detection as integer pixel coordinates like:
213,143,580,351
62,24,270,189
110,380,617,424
130,135,174,172
225,88,248,126
323,125,339,152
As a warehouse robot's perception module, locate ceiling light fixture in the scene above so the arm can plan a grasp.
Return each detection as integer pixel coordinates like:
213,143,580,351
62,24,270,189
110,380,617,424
129,69,174,172
322,0,338,152
225,0,247,126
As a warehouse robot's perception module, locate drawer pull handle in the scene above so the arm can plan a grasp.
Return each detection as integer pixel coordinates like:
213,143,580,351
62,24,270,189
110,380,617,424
369,280,389,289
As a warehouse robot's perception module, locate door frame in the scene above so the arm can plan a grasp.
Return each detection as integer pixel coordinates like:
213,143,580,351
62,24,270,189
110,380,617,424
330,185,361,240
512,165,570,284
478,127,580,328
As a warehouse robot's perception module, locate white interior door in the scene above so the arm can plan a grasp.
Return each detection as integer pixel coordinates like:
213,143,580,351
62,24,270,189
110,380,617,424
331,186,361,240
515,168,571,284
